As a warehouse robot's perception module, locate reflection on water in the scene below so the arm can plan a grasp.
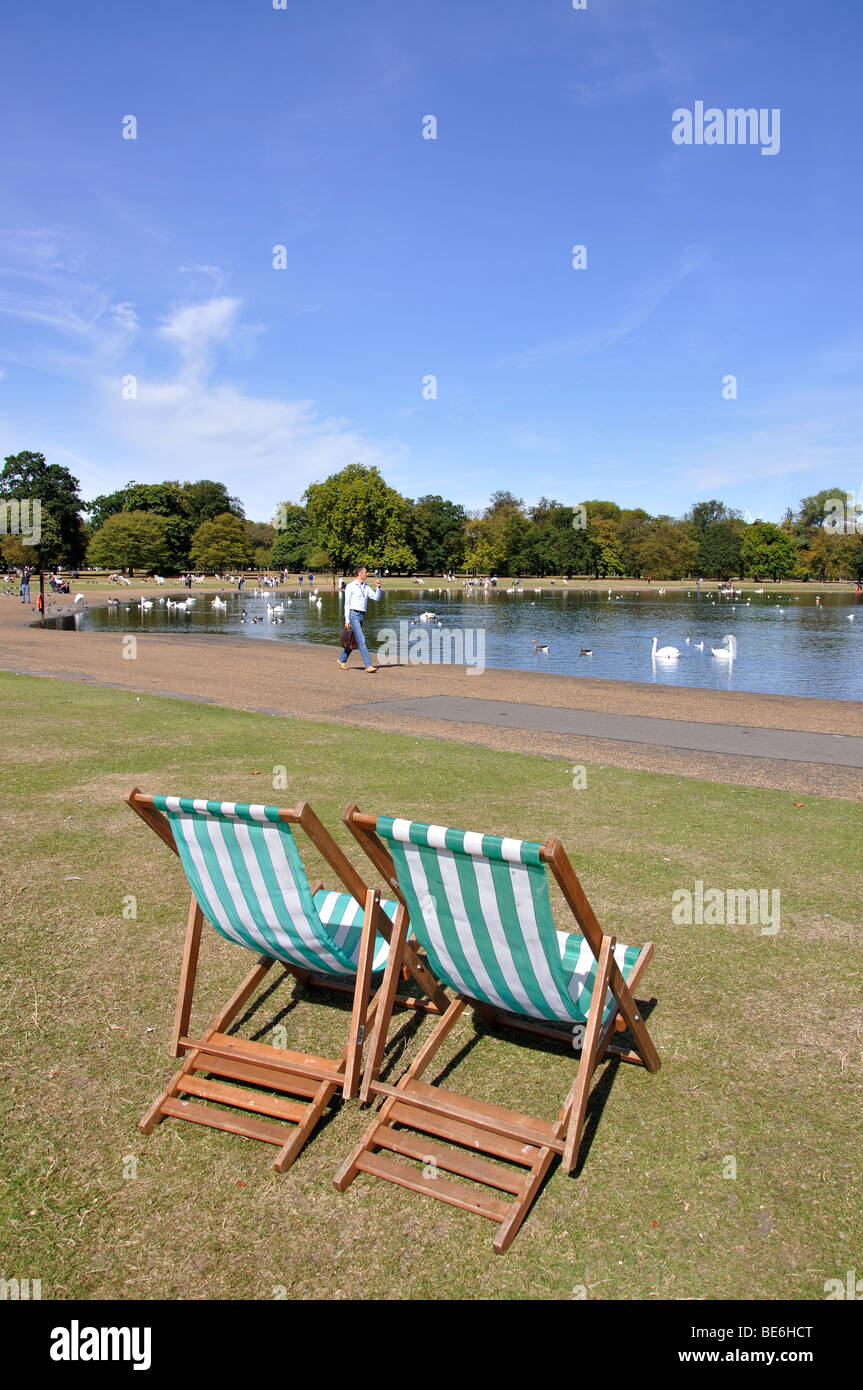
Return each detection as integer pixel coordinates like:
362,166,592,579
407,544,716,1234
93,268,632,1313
51,585,863,701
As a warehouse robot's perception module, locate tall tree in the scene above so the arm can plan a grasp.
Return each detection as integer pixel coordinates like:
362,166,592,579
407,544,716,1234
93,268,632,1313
190,513,252,571
637,520,698,580
304,464,415,573
271,504,314,570
1,450,87,568
87,511,173,574
740,522,797,581
408,495,466,573
182,479,244,529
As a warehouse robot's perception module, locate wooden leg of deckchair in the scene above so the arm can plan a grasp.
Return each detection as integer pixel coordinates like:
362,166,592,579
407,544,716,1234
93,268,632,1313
608,967,661,1074
562,934,615,1173
170,895,205,1059
335,997,467,1189
595,943,656,1068
343,889,381,1101
358,904,411,1105
399,939,449,1014
493,1145,557,1255
273,1076,340,1172
140,955,274,1135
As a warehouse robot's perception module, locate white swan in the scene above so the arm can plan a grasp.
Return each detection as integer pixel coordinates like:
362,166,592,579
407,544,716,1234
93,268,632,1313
711,634,737,660
651,636,680,661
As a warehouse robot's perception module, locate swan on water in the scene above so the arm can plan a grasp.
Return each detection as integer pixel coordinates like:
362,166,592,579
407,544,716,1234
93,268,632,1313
711,634,737,660
651,636,680,661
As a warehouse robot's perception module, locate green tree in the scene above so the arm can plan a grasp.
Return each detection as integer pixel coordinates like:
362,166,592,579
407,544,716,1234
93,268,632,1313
583,499,622,524
304,464,415,573
696,519,745,580
503,512,539,575
463,515,503,574
119,481,192,570
271,504,314,570
408,495,466,573
245,520,275,562
87,486,131,532
1,450,87,568
794,531,856,580
87,511,173,574
190,513,252,571
792,486,850,534
182,479,244,529
637,520,698,580
588,516,624,577
616,509,652,577
740,522,797,581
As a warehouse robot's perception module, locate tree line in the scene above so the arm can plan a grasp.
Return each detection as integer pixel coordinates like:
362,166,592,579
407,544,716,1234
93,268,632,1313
2,451,862,582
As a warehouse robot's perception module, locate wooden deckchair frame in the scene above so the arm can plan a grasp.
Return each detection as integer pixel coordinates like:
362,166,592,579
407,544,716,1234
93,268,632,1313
126,788,448,1171
334,805,660,1252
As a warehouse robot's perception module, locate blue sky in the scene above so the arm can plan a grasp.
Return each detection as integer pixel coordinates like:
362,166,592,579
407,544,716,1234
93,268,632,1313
1,0,861,524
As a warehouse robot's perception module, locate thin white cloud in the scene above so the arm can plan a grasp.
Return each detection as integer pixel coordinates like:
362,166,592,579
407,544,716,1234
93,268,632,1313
178,263,224,286
98,297,403,515
110,302,139,331
158,296,241,367
495,252,707,369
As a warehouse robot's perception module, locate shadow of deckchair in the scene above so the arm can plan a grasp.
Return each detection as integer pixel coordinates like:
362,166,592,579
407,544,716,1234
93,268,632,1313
333,808,661,1252
127,790,448,1172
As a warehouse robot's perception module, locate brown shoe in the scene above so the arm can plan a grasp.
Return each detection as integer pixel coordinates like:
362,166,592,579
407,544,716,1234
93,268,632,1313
365,666,376,673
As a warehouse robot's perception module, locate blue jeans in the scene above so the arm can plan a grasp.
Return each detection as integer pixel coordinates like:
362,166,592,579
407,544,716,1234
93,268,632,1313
21,582,29,603
339,609,372,665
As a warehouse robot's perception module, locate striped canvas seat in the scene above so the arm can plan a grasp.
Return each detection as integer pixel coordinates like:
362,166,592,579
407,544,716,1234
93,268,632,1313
337,804,660,1252
153,796,399,975
128,789,449,1173
375,816,640,1024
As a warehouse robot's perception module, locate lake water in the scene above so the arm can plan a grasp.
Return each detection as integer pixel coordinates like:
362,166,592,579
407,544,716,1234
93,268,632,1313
60,584,863,701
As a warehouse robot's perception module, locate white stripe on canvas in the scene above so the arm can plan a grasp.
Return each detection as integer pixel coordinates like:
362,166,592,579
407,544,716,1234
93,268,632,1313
507,863,576,1021
471,858,538,1016
400,844,479,1001
174,816,249,950
260,827,350,974
203,820,278,957
433,851,510,1011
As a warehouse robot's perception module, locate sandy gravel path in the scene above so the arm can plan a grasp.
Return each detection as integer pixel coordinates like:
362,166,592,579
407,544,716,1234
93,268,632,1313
2,589,861,799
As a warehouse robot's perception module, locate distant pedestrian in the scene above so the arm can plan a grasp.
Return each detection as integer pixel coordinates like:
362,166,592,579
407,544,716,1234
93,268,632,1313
338,565,382,672
20,565,30,603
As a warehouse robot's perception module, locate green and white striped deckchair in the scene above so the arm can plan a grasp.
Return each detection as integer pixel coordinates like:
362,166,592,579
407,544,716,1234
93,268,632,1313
335,808,661,1253
126,790,447,1173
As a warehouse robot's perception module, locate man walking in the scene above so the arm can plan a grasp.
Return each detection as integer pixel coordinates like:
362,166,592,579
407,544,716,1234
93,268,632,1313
338,564,381,672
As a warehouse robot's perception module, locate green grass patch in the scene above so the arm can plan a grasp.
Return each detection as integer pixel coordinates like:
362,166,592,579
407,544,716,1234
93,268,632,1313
1,671,860,1300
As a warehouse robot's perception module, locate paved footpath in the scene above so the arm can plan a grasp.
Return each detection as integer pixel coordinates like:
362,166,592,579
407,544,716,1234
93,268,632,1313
1,590,862,799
